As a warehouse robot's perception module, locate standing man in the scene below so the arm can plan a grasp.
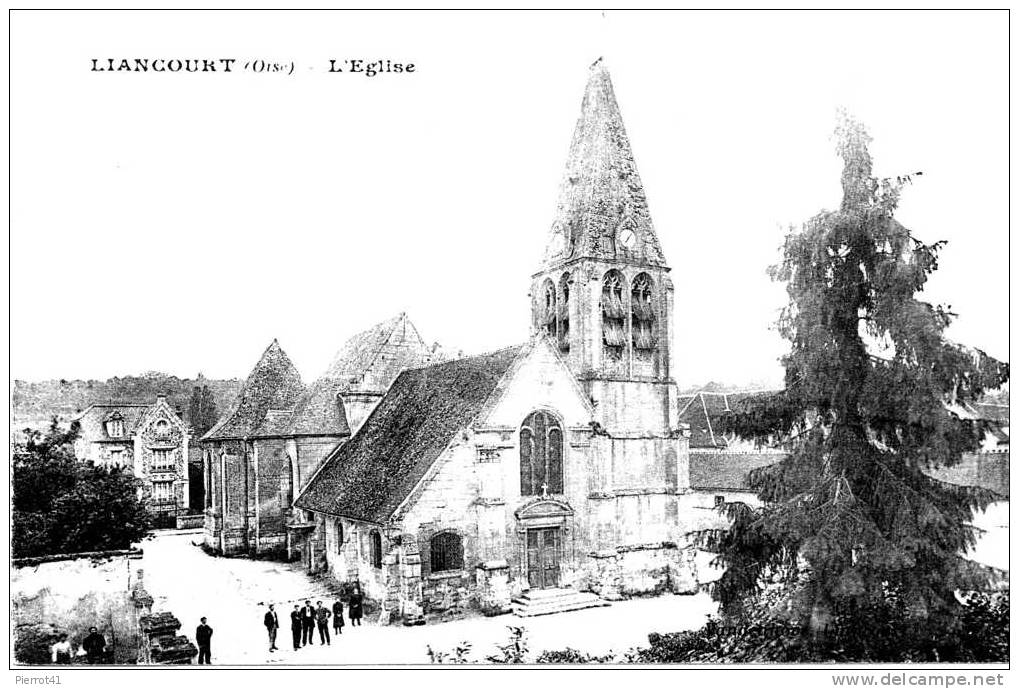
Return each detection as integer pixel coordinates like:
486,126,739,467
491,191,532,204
315,601,332,646
263,604,280,652
290,605,302,651
195,617,213,665
82,627,106,664
348,584,364,627
300,600,316,646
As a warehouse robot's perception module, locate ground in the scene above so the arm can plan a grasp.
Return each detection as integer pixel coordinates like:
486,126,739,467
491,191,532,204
140,530,718,665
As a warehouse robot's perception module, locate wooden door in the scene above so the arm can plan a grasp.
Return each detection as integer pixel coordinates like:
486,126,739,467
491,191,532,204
526,527,561,589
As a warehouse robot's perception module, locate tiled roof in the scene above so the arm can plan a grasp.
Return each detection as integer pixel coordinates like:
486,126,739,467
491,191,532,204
689,452,785,491
202,340,305,441
540,60,667,270
73,403,150,441
295,346,523,523
677,390,779,449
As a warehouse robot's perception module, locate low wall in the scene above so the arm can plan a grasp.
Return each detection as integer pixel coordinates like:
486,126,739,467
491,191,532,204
12,550,144,664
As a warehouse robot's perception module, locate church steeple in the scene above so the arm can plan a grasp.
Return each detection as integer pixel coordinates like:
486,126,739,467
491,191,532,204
541,59,667,271
532,61,675,387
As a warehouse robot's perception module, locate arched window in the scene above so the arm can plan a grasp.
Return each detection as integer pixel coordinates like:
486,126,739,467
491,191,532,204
430,532,464,572
334,520,344,553
154,419,170,438
106,413,125,438
601,270,627,358
519,411,564,496
541,279,557,340
369,529,382,569
631,273,656,353
558,273,571,352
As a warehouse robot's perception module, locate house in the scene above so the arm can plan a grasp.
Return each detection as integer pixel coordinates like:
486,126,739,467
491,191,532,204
72,396,192,522
201,313,452,557
295,60,704,621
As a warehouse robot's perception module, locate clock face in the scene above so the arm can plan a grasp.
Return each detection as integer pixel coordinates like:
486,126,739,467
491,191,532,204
619,228,637,250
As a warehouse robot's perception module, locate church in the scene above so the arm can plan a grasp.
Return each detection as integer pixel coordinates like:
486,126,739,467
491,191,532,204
292,60,724,620
201,313,455,556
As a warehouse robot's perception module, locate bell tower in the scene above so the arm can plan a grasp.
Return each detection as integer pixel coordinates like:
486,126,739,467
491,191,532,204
530,59,677,433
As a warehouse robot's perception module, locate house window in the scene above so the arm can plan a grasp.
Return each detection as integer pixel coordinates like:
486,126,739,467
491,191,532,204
152,449,174,471
519,410,564,496
369,530,383,569
631,273,655,352
714,495,726,507
541,279,557,340
109,448,124,467
154,419,170,439
107,416,125,438
334,521,344,552
152,481,174,502
430,532,464,573
601,270,627,359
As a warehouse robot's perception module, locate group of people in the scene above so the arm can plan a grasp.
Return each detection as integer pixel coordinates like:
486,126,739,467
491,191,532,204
48,626,108,664
193,585,365,664
266,586,364,653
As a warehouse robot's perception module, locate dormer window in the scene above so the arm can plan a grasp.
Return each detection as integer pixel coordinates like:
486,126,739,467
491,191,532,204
106,414,125,438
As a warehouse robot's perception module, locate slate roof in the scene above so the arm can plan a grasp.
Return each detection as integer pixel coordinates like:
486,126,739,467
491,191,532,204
202,340,305,441
73,403,151,441
286,378,351,437
285,313,440,438
677,390,779,448
689,452,785,492
321,312,424,392
295,346,523,523
541,59,667,270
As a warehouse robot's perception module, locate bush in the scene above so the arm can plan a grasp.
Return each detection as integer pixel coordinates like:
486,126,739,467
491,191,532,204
627,590,1009,663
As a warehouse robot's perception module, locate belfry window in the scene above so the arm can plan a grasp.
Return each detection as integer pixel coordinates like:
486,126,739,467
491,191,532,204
542,279,557,341
558,273,571,352
631,273,656,352
601,270,627,358
519,410,564,496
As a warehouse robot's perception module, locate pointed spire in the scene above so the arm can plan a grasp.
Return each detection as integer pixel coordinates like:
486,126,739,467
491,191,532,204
202,339,305,440
542,60,667,268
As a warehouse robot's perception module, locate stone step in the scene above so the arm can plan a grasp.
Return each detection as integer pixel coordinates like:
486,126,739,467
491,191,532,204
511,589,610,617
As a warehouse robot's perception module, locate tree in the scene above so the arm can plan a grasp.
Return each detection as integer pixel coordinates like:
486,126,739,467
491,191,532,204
13,418,151,558
706,113,1009,652
187,381,219,437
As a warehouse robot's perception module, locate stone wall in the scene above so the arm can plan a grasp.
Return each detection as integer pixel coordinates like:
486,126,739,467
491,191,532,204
11,550,144,665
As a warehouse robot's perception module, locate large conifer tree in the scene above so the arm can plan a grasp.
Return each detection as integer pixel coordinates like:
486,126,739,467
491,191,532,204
710,114,1009,641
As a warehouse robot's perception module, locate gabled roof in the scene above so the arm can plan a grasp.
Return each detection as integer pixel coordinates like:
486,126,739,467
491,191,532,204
677,390,779,449
541,59,667,270
202,340,305,441
689,452,785,492
73,403,151,441
295,346,523,523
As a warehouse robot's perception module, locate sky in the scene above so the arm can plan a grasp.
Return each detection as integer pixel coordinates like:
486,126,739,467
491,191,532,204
10,10,1009,388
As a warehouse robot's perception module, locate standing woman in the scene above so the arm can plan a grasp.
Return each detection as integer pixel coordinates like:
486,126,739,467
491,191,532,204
348,584,364,627
332,599,345,636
